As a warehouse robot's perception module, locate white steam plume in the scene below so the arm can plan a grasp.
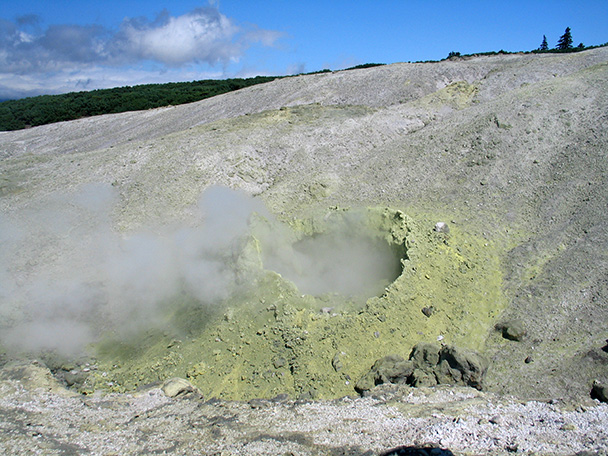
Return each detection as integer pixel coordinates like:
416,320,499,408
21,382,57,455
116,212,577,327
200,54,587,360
0,184,263,355
0,184,401,357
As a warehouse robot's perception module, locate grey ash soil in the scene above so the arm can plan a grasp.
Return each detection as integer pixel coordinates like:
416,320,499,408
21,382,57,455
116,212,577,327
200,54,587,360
1,362,607,455
1,48,608,454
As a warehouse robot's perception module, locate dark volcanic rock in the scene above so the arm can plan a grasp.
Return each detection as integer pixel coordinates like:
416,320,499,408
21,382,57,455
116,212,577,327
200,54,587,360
356,344,488,393
434,346,487,390
381,445,455,456
496,319,526,341
421,306,434,317
409,368,438,387
409,343,441,368
354,355,415,393
591,380,608,403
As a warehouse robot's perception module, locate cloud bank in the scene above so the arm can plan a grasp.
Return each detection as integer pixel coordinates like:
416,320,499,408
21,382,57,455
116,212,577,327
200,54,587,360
0,6,283,98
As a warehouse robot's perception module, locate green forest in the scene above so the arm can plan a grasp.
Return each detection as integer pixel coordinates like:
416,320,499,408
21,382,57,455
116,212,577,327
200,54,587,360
0,76,277,131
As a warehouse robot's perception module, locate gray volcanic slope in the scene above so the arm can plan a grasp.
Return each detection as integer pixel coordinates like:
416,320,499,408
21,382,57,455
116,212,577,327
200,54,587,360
0,48,607,455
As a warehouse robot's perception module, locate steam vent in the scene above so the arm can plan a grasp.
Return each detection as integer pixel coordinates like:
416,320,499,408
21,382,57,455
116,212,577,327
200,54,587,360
260,207,407,304
84,205,504,400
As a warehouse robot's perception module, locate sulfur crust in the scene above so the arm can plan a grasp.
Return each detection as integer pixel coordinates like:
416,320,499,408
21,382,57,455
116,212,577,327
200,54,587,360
91,206,506,400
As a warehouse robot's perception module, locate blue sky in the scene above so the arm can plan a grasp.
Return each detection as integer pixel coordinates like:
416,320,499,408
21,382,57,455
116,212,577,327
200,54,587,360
1,0,606,99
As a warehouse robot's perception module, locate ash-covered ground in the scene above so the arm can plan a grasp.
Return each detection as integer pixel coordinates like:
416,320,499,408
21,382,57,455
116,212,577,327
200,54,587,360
1,47,608,454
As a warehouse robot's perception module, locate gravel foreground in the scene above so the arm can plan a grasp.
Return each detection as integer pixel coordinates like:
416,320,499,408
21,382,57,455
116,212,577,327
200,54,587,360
1,362,607,455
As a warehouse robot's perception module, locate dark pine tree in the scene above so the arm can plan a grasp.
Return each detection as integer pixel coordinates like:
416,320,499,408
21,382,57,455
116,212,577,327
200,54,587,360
556,27,573,50
539,35,549,51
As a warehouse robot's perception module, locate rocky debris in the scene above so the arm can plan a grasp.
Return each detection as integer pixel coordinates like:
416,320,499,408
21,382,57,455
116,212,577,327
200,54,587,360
248,398,271,409
0,360,74,395
432,345,487,389
489,415,504,425
62,369,89,388
591,380,608,403
161,377,199,398
32,355,98,392
355,355,415,393
331,352,344,372
496,319,526,341
434,222,449,234
421,306,434,317
355,343,487,394
410,342,442,368
1,375,607,456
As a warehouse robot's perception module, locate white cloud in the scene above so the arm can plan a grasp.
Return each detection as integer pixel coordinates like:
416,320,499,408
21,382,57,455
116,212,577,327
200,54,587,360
244,27,286,48
114,8,241,66
0,65,224,99
0,7,284,98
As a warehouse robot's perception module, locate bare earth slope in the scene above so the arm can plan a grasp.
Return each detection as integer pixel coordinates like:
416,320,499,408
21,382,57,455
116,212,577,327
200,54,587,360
1,48,608,455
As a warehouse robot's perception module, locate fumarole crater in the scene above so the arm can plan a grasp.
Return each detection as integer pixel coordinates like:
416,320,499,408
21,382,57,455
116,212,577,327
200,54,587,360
257,207,407,307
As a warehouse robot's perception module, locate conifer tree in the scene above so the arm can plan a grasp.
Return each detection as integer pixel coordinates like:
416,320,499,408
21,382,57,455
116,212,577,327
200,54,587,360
539,35,549,51
557,27,573,50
